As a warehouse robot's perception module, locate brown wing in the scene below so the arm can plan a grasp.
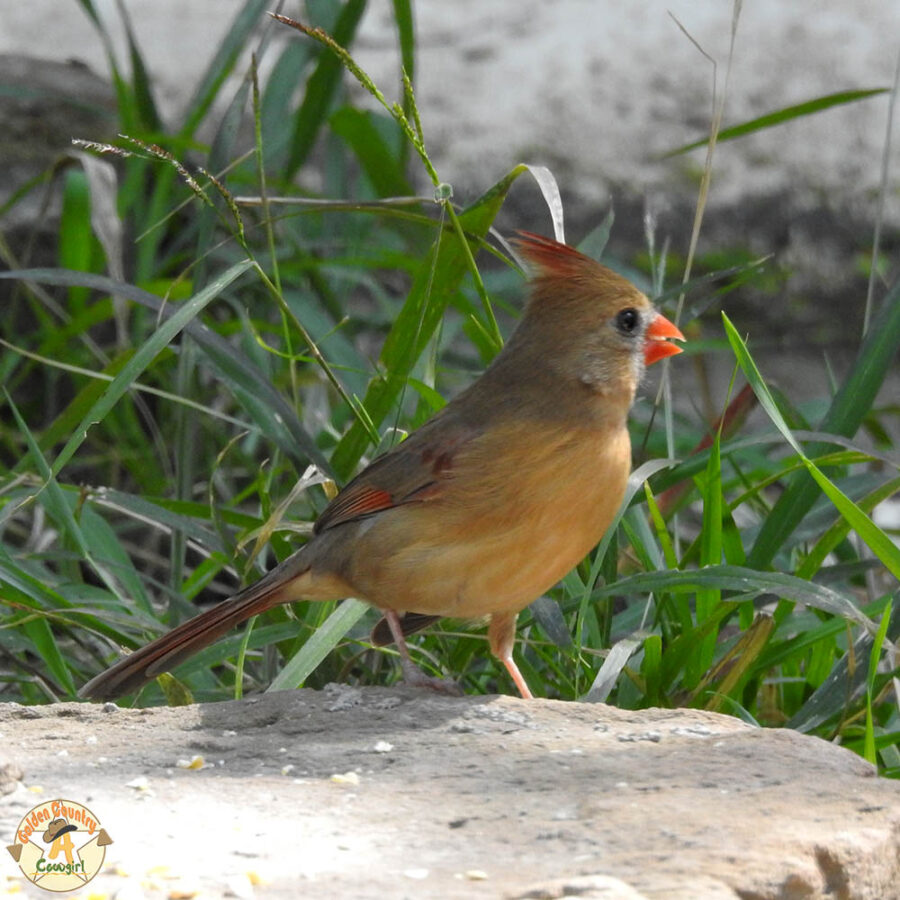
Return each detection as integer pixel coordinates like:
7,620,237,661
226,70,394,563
313,411,480,535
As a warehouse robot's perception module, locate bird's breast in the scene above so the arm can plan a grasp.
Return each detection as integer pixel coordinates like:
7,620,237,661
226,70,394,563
345,420,632,619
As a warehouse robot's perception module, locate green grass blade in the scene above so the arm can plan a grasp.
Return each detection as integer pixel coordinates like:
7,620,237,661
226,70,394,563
529,595,573,649
641,633,663,706
330,107,414,196
865,598,893,764
803,466,900,581
75,0,102,26
392,0,415,86
260,40,314,167
723,313,900,580
867,598,893,698
622,504,665,571
74,0,134,127
0,545,73,611
693,428,724,682
329,166,524,479
48,260,254,475
285,0,369,177
598,565,876,632
118,1,162,131
96,488,254,548
644,482,679,569
0,266,328,471
664,88,888,156
5,391,125,604
7,395,86,563
21,618,77,697
786,599,900,733
698,613,774,711
180,0,271,137
78,502,153,613
744,277,900,568
581,458,677,598
392,0,415,162
267,599,369,690
59,170,95,311
574,457,676,695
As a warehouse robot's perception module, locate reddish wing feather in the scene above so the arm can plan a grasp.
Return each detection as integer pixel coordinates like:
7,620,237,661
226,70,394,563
314,410,480,535
314,485,395,533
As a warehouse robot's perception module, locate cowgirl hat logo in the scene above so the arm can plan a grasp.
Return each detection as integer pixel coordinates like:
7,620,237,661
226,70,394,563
7,799,113,892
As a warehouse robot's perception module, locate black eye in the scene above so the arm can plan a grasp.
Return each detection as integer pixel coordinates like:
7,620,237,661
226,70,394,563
615,308,640,335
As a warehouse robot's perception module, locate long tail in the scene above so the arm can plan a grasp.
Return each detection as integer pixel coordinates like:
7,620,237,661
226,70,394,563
79,552,315,701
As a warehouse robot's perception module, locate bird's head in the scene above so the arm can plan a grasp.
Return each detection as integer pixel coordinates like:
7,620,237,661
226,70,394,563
511,231,684,396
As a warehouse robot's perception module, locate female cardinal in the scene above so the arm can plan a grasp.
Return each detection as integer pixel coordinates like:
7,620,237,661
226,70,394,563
80,232,684,702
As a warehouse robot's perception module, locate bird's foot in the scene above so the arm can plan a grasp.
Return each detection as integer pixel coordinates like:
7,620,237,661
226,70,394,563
399,660,463,696
381,609,463,696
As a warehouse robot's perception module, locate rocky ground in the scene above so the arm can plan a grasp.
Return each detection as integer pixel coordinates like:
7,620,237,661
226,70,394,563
2,687,899,899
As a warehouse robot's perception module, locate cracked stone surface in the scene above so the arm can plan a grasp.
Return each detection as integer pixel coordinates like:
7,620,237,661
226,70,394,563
2,687,899,899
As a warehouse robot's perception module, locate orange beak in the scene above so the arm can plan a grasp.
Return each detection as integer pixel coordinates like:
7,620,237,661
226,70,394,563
644,313,685,366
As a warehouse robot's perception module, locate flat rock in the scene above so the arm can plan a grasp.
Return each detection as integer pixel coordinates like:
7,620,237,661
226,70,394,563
1,687,898,899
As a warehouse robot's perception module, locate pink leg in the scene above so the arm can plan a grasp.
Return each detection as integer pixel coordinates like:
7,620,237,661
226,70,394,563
501,655,534,700
488,612,534,699
383,610,461,695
